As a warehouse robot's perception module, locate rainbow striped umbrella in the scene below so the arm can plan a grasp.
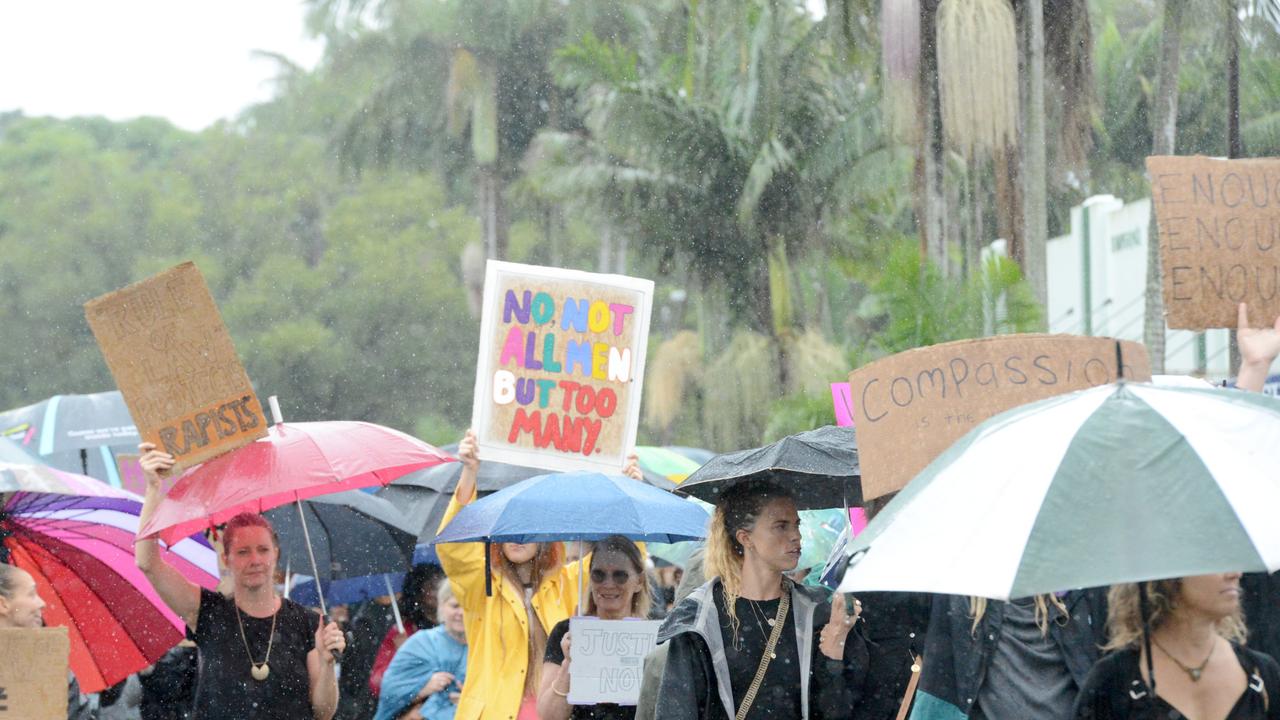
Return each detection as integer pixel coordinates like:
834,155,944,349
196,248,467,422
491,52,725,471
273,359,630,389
1,477,219,692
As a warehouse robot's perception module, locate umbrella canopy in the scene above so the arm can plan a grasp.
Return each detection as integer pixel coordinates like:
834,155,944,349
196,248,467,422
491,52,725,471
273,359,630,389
634,446,706,490
434,471,710,544
679,425,860,510
0,391,138,454
390,449,545,494
139,420,454,545
264,490,419,581
836,383,1280,600
377,485,484,543
2,490,220,692
0,436,41,464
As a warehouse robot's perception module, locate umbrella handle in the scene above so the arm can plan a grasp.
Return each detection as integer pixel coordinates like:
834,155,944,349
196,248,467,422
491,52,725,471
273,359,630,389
294,499,343,662
385,575,406,635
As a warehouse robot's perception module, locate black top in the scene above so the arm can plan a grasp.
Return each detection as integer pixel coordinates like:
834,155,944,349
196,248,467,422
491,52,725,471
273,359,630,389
714,584,803,720
190,588,318,720
1073,643,1280,720
545,619,636,720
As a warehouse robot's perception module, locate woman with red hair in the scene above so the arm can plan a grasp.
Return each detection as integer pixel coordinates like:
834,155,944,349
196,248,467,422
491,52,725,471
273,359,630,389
135,443,347,720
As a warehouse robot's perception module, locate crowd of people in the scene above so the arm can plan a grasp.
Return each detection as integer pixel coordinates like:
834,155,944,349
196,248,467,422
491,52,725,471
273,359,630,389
1,303,1279,719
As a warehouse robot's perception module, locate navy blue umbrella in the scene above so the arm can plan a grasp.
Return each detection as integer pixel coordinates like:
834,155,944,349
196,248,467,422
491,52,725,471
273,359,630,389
433,471,710,546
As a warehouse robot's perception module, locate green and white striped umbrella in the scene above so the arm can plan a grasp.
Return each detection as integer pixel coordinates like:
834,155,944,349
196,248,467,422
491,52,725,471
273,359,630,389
837,382,1280,600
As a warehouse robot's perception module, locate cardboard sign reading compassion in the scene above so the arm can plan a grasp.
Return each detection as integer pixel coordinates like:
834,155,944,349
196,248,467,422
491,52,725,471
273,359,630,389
85,263,267,472
851,335,1151,499
472,261,653,474
1147,155,1280,329
0,627,69,720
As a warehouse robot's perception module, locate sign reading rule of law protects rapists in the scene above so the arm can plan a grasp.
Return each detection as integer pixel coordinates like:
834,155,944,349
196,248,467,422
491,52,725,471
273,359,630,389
84,262,268,473
471,261,654,474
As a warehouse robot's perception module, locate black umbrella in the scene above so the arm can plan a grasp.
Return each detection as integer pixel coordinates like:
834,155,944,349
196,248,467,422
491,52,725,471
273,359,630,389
391,444,547,494
263,490,418,580
375,484,496,544
0,391,140,479
677,425,861,510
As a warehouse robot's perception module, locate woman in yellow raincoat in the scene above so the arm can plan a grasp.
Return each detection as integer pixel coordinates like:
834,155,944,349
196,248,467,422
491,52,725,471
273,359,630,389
437,430,643,720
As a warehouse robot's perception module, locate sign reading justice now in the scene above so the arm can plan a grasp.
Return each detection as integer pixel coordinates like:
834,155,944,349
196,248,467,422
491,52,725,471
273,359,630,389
471,261,653,474
1147,155,1280,329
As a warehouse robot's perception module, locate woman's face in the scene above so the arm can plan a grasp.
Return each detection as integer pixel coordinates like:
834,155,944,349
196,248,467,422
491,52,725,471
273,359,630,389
0,569,46,629
418,580,440,619
439,596,465,637
736,497,802,573
502,542,538,565
225,526,279,591
1176,572,1242,621
590,550,644,619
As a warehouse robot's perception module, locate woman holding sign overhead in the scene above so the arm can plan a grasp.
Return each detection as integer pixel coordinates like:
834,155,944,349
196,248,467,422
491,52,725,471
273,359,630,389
656,479,868,720
537,535,651,720
135,443,346,720
436,430,644,720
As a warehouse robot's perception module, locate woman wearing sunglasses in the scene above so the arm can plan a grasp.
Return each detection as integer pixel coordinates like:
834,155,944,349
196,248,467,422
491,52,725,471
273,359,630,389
537,535,651,720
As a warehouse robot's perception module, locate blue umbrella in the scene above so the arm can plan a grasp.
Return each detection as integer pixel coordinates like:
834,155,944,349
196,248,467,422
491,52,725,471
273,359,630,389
433,471,710,545
434,471,710,604
289,572,406,608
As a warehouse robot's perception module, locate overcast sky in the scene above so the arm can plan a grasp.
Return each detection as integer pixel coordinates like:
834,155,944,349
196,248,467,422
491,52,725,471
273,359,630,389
0,1,830,133
0,1,323,131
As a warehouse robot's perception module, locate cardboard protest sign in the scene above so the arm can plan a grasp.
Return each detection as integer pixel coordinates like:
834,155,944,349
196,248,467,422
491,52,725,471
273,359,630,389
831,382,854,426
84,262,267,472
471,261,653,474
851,334,1151,500
1146,155,1280,329
568,618,661,705
0,627,69,720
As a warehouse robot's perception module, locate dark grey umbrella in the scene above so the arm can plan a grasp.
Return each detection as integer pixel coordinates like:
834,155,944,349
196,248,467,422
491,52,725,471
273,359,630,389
0,391,140,480
376,484,496,544
677,425,861,510
264,490,418,580
391,443,546,494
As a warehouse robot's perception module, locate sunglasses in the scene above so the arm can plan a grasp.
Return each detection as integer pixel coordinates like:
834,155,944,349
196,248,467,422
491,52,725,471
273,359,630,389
590,569,635,585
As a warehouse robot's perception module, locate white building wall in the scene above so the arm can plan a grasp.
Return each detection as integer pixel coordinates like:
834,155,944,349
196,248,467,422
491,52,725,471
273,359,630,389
1045,194,1276,379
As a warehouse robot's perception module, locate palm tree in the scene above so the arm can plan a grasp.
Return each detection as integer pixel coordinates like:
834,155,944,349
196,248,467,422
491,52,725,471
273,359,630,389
526,0,900,384
305,0,612,261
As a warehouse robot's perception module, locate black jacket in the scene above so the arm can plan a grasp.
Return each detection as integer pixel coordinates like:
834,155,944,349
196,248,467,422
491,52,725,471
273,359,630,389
655,578,868,720
1243,572,1280,662
857,592,932,720
911,590,1107,720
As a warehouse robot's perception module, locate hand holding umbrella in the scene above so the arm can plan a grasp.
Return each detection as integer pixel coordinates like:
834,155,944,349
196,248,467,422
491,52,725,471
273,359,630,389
314,614,346,667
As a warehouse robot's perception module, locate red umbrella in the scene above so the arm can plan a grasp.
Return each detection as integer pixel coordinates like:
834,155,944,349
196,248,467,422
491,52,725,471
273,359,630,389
139,419,455,546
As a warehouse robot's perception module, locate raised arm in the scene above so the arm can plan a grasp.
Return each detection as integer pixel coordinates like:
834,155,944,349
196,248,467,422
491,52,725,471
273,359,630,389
134,443,201,630
436,430,485,605
1236,303,1280,393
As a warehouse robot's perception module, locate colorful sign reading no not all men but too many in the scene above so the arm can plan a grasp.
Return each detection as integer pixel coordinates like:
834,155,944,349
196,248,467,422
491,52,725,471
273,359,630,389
471,261,654,474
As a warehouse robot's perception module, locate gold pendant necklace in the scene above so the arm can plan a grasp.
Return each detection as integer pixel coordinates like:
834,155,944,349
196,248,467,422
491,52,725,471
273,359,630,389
236,599,279,683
